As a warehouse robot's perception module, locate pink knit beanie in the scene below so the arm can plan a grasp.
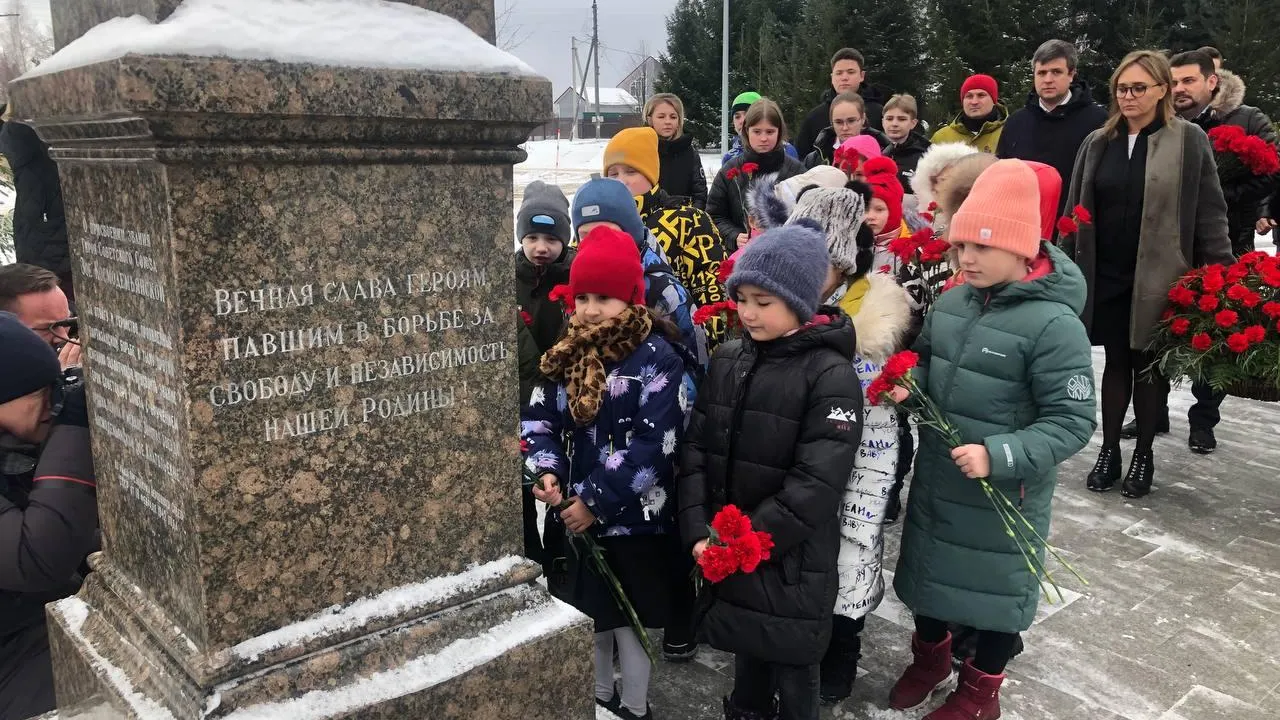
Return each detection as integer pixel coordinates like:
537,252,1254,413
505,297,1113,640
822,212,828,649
948,159,1041,260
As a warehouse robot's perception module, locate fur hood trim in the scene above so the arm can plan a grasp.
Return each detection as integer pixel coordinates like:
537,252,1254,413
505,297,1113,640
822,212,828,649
747,172,792,229
850,273,912,363
1212,69,1246,116
912,142,979,212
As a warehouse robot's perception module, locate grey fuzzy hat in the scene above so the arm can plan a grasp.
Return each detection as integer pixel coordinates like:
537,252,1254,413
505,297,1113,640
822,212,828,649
788,182,874,276
517,181,571,244
727,224,831,322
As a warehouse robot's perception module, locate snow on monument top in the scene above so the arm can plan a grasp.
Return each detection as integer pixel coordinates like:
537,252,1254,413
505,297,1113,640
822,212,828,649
24,0,538,79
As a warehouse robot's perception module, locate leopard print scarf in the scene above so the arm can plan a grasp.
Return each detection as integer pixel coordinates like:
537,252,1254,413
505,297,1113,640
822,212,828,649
539,305,653,426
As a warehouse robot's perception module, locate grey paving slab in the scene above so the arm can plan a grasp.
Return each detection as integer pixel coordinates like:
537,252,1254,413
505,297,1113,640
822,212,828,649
645,349,1280,719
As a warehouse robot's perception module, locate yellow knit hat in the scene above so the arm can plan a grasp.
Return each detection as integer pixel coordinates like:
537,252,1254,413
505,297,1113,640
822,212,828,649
603,126,660,187
948,159,1042,260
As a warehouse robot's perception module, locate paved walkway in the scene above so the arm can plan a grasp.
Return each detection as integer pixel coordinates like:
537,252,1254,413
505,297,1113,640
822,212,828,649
646,349,1280,720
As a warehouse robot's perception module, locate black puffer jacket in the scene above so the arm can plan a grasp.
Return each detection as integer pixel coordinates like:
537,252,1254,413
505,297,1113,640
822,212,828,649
0,122,69,275
658,135,708,209
678,313,863,666
885,132,933,193
796,86,888,158
706,148,806,252
515,248,572,398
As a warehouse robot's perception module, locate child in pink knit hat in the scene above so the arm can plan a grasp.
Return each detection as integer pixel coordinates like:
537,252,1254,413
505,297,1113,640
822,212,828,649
885,159,1095,720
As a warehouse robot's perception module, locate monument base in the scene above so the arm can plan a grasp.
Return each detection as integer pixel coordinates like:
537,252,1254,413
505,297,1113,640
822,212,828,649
45,558,593,719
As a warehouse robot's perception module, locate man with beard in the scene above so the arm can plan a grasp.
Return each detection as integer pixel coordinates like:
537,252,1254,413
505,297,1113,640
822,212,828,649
930,74,1008,153
794,48,885,159
1135,50,1277,455
997,40,1107,216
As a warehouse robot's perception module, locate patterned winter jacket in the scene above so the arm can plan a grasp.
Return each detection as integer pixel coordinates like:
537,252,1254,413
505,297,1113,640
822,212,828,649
522,333,694,537
637,188,729,352
637,230,702,366
826,273,912,620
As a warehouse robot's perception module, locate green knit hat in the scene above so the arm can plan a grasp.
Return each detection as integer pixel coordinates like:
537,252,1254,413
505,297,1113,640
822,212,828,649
732,91,762,114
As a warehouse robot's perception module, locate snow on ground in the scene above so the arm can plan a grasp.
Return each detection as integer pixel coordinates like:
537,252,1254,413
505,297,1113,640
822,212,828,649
24,0,536,79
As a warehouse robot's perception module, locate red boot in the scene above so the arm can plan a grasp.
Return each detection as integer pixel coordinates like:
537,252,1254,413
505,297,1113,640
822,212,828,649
888,632,954,710
923,659,1004,719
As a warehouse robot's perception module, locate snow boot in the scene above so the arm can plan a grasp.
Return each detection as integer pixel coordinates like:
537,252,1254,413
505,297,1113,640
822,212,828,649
922,659,1004,719
1120,449,1154,499
722,695,779,720
819,616,864,704
889,632,954,710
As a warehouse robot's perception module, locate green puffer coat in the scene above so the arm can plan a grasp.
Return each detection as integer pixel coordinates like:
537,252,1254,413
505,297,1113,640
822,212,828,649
894,243,1097,633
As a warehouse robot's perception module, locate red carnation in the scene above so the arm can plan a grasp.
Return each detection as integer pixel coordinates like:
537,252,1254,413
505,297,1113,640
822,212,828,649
878,264,893,274
1201,272,1226,293
1168,285,1196,307
927,201,939,212
882,350,920,382
1264,302,1280,319
1072,204,1092,224
1263,268,1280,288
725,167,741,181
1056,216,1079,236
520,309,533,326
717,256,736,285
1161,308,1176,321
742,162,760,176
1227,284,1250,302
1245,324,1267,343
710,504,751,542
698,544,740,584
1198,294,1220,312
520,439,529,453
1227,332,1251,354
732,531,765,573
866,376,894,406
1226,264,1250,283
548,283,576,311
1215,309,1239,328
1242,291,1263,309
1240,251,1269,267
1170,318,1191,336
1191,333,1214,352
920,238,952,264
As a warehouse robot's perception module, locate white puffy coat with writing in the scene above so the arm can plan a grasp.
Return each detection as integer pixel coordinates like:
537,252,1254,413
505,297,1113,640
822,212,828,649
830,272,911,620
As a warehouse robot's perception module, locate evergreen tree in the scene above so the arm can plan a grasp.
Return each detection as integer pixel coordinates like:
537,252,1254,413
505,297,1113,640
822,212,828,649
657,0,724,146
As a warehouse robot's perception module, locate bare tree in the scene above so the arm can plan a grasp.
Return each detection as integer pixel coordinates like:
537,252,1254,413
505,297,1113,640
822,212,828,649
496,0,532,52
0,10,53,99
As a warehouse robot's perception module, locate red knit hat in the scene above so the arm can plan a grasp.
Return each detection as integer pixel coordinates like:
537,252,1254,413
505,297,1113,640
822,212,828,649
961,74,999,104
569,226,645,305
862,156,904,233
1023,161,1063,241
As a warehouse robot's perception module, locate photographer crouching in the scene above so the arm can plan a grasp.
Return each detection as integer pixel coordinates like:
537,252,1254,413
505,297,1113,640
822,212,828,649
0,312,98,719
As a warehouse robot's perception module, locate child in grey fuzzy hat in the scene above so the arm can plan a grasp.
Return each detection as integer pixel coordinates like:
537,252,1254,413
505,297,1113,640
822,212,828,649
726,223,833,327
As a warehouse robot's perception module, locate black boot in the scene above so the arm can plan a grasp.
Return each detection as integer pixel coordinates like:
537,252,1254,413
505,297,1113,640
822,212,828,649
1121,449,1154,498
1086,444,1122,492
722,696,778,720
819,616,864,704
1120,417,1169,439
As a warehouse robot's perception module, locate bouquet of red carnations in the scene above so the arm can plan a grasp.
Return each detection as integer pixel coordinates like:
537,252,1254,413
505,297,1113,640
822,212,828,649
697,505,775,583
1207,125,1280,186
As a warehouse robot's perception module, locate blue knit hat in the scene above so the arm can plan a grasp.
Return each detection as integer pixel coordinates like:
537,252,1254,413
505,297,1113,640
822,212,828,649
727,224,831,322
0,312,61,405
571,178,648,249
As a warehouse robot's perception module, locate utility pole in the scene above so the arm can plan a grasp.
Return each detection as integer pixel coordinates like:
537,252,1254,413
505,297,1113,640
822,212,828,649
592,0,602,140
721,0,730,157
570,37,581,141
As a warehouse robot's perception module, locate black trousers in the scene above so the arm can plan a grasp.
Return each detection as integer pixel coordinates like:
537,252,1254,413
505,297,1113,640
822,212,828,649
0,624,55,720
1189,381,1225,431
917,615,1017,676
732,654,820,720
663,535,696,648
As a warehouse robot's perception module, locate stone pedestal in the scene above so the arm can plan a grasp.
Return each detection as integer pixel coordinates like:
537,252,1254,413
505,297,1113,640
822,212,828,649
13,4,593,718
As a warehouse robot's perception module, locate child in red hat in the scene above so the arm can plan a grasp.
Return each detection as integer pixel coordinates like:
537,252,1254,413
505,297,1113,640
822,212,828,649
523,226,697,720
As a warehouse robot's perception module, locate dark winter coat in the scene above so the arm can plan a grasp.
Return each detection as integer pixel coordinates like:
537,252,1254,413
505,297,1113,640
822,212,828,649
894,244,1096,633
722,136,798,168
802,127,890,170
515,248,572,399
0,122,69,275
523,333,693,538
885,132,932,193
0,424,98,640
638,188,729,350
1064,116,1233,349
658,135,709,210
678,313,863,666
795,86,887,159
707,149,806,252
1194,70,1278,254
996,80,1108,215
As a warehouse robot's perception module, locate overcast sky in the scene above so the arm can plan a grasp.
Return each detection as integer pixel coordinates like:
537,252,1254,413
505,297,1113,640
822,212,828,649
502,0,676,93
9,0,672,94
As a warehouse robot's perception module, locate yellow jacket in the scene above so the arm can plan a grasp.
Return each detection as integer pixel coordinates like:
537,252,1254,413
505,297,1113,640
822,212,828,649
929,105,1009,153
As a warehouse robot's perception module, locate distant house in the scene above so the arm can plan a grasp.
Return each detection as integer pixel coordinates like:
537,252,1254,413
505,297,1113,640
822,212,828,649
550,87,642,139
619,57,663,107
